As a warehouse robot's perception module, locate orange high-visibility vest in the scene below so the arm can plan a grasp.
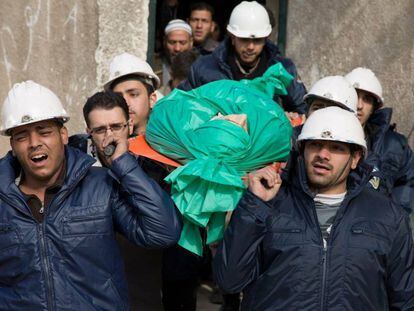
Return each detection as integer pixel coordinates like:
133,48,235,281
129,135,181,167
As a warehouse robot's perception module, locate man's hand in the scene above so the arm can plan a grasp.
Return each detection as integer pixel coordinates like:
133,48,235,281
102,133,129,166
247,165,282,202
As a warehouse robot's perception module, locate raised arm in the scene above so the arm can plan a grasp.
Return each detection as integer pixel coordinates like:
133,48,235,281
110,152,181,248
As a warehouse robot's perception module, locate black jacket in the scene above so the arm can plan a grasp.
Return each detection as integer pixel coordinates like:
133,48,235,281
214,157,414,310
365,108,414,213
178,38,307,114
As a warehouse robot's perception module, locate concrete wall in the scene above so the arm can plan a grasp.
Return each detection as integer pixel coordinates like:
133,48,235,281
0,0,98,155
1,0,413,155
0,0,149,156
96,0,149,88
286,0,414,145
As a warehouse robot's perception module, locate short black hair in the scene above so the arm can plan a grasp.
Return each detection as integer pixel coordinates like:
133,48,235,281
350,143,364,157
83,91,129,127
171,50,199,81
189,2,214,19
265,6,275,29
109,74,155,95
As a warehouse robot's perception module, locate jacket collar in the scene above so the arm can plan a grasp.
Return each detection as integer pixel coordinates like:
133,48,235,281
367,107,392,127
365,107,393,153
0,146,96,198
212,37,282,75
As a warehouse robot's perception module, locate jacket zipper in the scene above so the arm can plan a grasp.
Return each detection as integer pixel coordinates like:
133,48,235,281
321,239,327,311
297,162,330,310
38,223,54,311
0,159,93,310
309,200,328,311
38,184,80,311
1,186,82,311
317,199,350,311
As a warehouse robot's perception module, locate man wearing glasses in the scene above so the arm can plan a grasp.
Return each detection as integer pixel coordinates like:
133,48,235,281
0,82,181,309
83,91,134,167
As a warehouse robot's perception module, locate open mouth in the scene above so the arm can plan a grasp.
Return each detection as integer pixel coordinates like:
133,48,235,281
31,154,48,163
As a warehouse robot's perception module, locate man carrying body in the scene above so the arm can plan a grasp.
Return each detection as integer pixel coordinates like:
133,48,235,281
214,107,414,310
69,53,160,157
304,75,357,115
89,56,202,310
105,53,160,136
0,81,181,309
179,1,307,116
187,2,219,55
345,67,414,213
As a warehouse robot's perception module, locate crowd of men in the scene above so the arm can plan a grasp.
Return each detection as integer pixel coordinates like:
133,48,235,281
1,1,413,310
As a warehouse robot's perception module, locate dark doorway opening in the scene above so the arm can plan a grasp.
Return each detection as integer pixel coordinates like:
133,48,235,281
148,0,266,65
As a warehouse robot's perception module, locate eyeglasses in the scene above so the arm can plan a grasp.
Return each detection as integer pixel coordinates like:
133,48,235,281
89,122,128,135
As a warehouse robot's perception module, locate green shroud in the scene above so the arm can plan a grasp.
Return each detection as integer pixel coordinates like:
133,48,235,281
146,63,293,255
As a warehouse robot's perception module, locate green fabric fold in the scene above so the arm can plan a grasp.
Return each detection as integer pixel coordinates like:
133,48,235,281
146,63,294,255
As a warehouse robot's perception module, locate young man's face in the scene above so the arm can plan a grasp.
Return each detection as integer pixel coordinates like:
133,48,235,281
188,9,214,45
231,36,266,66
356,89,376,126
87,107,132,166
112,79,156,135
10,120,68,185
308,99,338,116
304,140,361,195
164,30,193,58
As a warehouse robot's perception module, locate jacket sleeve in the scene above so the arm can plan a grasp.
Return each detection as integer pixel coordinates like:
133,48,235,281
177,76,193,91
109,152,182,248
213,190,271,293
386,213,414,310
391,136,414,214
278,58,307,114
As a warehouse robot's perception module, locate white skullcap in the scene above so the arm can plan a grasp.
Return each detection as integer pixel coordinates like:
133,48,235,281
165,19,192,35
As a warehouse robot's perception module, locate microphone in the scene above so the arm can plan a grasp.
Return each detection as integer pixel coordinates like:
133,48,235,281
103,144,116,157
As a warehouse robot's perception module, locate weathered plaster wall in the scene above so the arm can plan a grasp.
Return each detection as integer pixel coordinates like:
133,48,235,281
96,0,149,88
0,0,149,156
286,0,414,145
0,0,98,155
1,1,413,154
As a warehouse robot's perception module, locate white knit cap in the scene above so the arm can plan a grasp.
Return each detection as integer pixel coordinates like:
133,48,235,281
165,19,192,35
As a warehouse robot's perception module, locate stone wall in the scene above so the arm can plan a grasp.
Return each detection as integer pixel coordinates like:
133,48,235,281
0,0,149,156
286,0,414,145
96,0,149,88
1,0,413,155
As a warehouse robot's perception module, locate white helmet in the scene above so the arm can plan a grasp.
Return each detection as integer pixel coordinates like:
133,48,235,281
304,76,358,113
345,67,383,107
227,1,271,38
104,53,160,91
1,81,69,136
298,106,367,156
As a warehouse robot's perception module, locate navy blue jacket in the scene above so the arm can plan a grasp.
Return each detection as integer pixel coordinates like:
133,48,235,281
178,38,307,114
0,146,181,310
214,157,414,310
365,108,414,213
